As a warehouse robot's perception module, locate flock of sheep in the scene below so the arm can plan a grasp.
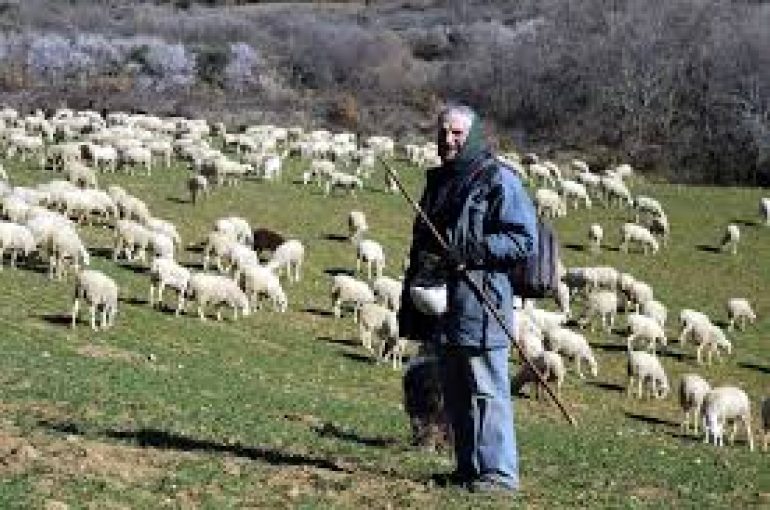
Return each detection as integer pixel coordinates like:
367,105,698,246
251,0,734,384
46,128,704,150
0,105,767,456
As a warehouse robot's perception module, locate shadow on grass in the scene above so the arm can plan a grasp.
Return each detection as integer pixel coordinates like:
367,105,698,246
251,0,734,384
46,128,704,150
732,219,757,227
696,244,720,253
341,351,376,365
738,361,770,374
314,422,397,448
184,262,205,271
587,380,625,393
303,308,335,318
318,335,357,347
186,243,205,254
591,342,627,353
39,314,71,327
89,247,113,259
625,411,677,428
167,196,190,205
564,243,585,252
323,267,355,277
119,296,148,306
322,234,349,243
119,264,150,275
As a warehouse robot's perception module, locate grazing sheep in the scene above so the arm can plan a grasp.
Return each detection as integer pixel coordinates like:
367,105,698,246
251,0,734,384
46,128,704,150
358,302,398,353
523,303,568,334
65,161,98,189
580,290,618,333
0,221,35,269
325,171,363,195
620,223,659,255
543,327,598,379
646,212,670,246
626,313,668,354
252,228,285,258
640,299,667,329
223,243,260,280
331,274,375,321
554,280,571,318
348,210,368,240
511,350,565,400
120,146,152,176
214,216,252,245
516,322,545,361
633,196,665,222
678,309,711,345
48,227,90,280
355,238,385,280
701,386,753,451
621,279,654,313
268,239,304,283
528,163,556,188
203,230,239,272
534,188,566,218
186,272,251,321
559,180,592,209
149,257,190,315
762,397,770,451
372,276,403,312
600,176,632,207
690,321,732,365
588,224,603,253
720,224,740,255
71,269,118,331
760,198,770,226
149,231,175,260
726,298,756,331
626,351,669,399
113,220,152,263
146,217,181,247
188,174,209,204
679,373,711,435
240,264,287,312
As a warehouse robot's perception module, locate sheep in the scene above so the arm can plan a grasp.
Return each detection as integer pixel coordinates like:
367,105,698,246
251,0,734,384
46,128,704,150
223,243,261,280
0,221,35,270
113,220,152,263
146,217,181,247
626,351,669,399
203,231,239,272
48,227,90,280
554,280,571,318
358,302,398,352
516,326,545,362
678,309,711,345
691,322,732,365
379,334,409,370
149,231,175,260
580,290,618,333
65,161,98,189
534,188,566,218
640,299,667,329
528,163,556,188
588,224,603,253
679,373,711,435
559,180,592,209
148,257,190,315
240,264,287,312
523,303,568,334
188,174,209,204
214,216,252,245
71,269,118,331
120,146,153,176
186,272,251,321
600,176,632,207
621,279,654,313
372,276,403,312
720,224,740,255
325,171,363,195
726,298,756,331
348,210,368,240
268,239,304,283
762,397,770,451
120,195,151,224
251,228,286,259
511,350,566,400
620,223,659,255
626,313,668,354
543,327,598,379
646,212,670,246
633,195,665,222
701,386,754,451
355,238,385,280
331,274,375,321
262,153,283,181
760,198,770,226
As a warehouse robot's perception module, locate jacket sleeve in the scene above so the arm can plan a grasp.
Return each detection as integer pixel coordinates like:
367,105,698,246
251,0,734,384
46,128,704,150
482,169,538,266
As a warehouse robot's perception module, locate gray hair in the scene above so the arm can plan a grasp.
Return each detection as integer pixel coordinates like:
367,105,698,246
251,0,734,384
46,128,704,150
438,103,476,127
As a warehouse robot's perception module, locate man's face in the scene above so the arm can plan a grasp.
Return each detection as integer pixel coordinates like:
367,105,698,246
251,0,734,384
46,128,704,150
437,111,471,164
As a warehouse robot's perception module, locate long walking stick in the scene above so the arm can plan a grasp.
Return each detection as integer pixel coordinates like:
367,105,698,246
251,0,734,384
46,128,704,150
382,158,577,427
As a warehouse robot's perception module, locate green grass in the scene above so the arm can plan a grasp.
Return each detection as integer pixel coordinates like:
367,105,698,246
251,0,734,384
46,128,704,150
0,155,767,508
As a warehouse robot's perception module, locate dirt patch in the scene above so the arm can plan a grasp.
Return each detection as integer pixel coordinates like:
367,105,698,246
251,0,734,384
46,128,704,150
76,345,142,364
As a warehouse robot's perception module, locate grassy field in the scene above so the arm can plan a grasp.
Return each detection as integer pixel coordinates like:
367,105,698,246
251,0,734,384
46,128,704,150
0,153,767,509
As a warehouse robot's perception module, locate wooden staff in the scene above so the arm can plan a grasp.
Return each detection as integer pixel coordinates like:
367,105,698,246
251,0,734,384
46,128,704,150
381,157,577,427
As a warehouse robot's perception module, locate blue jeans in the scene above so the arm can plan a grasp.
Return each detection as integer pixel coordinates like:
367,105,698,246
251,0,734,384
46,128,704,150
439,345,518,489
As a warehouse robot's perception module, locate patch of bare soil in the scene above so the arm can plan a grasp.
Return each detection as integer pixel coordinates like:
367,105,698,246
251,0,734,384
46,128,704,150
76,344,142,364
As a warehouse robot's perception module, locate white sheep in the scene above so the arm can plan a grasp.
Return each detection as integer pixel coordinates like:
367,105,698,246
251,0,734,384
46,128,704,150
759,198,770,226
331,274,375,321
149,231,175,260
559,179,591,209
214,216,252,245
688,320,732,364
633,195,665,222
640,299,667,329
600,176,632,208
355,238,385,280
580,290,618,333
48,227,90,280
720,224,740,255
203,231,238,272
626,313,668,354
149,257,190,315
146,217,181,247
71,269,118,331
358,302,398,353
543,327,598,379
372,276,403,312
621,278,654,313
0,221,35,270
348,210,368,240
588,224,603,253
701,386,754,451
626,350,669,399
325,171,363,195
679,373,711,435
678,309,711,345
511,350,566,400
534,188,566,218
620,223,659,255
268,239,304,283
523,303,568,334
186,272,251,321
113,220,152,263
240,264,287,312
726,298,756,331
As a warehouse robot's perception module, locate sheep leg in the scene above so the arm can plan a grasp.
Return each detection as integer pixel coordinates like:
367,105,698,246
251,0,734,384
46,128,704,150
71,298,80,328
175,293,185,316
638,378,644,399
627,333,637,351
149,284,156,308
696,344,704,364
10,250,16,269
100,305,108,329
742,416,754,451
89,304,98,331
197,304,206,321
626,376,634,397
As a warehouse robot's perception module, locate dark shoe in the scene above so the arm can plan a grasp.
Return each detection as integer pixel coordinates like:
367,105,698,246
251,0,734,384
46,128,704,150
430,471,471,489
469,478,518,494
